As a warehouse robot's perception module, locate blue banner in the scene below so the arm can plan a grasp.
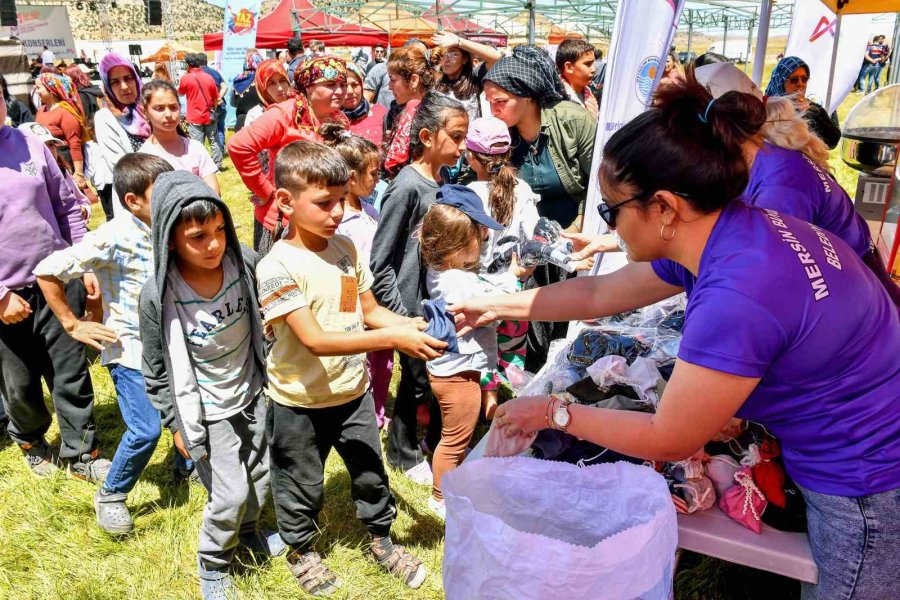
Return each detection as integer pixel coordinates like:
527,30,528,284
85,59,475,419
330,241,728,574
220,0,261,127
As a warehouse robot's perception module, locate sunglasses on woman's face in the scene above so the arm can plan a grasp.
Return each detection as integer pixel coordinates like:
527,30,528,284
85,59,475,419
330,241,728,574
787,76,809,85
597,194,644,228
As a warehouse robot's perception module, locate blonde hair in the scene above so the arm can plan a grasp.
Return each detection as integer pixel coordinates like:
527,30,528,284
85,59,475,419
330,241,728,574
762,95,831,172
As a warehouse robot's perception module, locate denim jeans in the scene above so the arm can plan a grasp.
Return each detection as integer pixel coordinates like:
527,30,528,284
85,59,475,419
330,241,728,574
857,63,876,92
800,484,900,600
187,119,223,168
215,104,227,153
103,365,162,495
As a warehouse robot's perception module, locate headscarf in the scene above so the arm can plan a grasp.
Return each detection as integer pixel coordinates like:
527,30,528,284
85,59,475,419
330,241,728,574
484,45,567,107
294,54,347,94
765,56,810,97
255,58,289,107
38,73,92,142
233,52,264,95
99,52,151,138
342,61,371,122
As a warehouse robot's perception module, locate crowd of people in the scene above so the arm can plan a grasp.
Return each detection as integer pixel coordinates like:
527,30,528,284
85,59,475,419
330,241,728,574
1,33,899,600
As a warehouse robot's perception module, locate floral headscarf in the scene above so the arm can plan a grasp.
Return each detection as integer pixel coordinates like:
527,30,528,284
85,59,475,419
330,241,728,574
233,52,265,95
99,52,151,138
38,73,92,142
345,61,365,85
341,61,370,122
255,59,290,107
294,55,347,93
765,56,810,97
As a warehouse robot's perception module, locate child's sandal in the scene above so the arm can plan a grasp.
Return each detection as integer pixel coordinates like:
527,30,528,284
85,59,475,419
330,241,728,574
287,551,341,597
371,543,427,589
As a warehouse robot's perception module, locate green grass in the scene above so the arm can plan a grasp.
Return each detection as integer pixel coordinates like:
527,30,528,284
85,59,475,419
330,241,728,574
1,81,870,598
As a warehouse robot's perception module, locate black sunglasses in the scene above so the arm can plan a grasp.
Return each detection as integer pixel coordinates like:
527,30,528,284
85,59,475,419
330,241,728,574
598,191,695,228
597,194,644,228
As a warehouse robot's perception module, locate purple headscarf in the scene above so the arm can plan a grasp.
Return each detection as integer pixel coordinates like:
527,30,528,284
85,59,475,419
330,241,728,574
99,53,151,138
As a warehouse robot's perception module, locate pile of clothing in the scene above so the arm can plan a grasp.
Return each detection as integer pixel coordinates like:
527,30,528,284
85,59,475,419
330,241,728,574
509,297,806,534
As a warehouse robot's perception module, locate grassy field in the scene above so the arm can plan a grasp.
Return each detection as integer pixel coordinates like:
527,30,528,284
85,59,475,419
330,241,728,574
0,83,873,599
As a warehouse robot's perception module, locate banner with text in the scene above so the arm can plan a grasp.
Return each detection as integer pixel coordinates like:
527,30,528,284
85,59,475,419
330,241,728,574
220,0,261,127
786,0,872,113
1,5,76,60
582,0,685,276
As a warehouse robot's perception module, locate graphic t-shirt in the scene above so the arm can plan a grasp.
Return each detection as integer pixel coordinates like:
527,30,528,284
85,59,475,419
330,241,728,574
746,143,871,257
139,138,219,179
257,236,373,408
169,255,260,421
651,201,900,497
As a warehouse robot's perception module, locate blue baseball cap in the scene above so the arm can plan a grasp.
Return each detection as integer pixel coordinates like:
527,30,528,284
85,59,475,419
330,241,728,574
435,184,503,230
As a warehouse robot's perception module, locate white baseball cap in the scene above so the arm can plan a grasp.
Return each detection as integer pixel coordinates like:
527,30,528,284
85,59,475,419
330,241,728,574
18,122,65,145
695,63,764,101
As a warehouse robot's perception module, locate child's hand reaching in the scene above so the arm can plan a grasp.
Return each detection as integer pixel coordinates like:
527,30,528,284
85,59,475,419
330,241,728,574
391,323,447,360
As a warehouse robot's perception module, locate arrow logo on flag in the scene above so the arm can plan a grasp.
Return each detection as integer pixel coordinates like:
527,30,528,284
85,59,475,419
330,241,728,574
809,16,837,42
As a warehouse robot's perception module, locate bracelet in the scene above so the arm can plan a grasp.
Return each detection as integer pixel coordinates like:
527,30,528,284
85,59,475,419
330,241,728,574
545,395,558,429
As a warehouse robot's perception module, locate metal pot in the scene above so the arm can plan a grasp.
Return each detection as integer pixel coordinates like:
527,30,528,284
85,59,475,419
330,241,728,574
841,128,900,176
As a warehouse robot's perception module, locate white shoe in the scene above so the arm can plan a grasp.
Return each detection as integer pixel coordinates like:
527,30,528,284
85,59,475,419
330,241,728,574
427,497,446,521
403,461,433,486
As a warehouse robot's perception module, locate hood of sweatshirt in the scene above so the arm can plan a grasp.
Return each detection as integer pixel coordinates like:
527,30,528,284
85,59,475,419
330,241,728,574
149,170,243,304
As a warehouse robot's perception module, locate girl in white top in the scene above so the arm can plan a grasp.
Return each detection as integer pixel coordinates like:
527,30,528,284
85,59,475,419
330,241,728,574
321,122,393,429
138,80,220,194
465,116,540,419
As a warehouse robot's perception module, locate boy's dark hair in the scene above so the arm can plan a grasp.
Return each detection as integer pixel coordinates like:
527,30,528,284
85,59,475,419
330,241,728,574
555,39,596,72
275,140,351,193
113,152,174,207
173,199,222,228
408,92,467,160
594,48,603,61
288,36,303,56
197,53,209,66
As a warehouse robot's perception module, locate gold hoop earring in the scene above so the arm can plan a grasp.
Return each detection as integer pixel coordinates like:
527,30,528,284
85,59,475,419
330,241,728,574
660,223,676,242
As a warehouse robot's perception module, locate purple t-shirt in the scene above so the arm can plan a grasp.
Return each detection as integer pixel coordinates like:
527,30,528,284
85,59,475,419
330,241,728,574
652,201,900,497
747,143,871,257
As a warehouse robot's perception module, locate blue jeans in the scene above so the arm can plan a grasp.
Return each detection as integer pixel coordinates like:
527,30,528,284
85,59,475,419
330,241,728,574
103,365,162,495
800,484,900,599
857,63,877,91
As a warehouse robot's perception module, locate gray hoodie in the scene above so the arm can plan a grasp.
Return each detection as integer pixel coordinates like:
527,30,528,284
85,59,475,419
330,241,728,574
138,171,265,461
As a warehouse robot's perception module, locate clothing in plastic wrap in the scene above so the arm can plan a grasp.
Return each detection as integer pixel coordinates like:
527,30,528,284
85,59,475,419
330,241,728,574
567,330,651,367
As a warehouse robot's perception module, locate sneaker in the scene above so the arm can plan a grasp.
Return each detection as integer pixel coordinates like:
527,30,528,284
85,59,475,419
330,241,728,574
427,497,446,521
64,450,111,483
287,550,342,597
402,461,433,486
199,564,236,600
20,440,59,477
174,465,202,485
94,488,134,534
240,528,287,558
370,537,427,589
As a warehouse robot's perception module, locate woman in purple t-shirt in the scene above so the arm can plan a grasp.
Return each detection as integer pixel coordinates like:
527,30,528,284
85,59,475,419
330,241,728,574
452,77,900,599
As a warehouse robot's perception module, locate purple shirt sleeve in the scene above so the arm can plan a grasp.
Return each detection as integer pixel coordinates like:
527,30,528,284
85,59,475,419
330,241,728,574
678,287,787,378
42,143,87,246
651,259,686,287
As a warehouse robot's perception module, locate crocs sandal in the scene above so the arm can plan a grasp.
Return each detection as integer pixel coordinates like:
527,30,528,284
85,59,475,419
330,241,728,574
94,488,134,534
287,551,341,597
371,539,427,589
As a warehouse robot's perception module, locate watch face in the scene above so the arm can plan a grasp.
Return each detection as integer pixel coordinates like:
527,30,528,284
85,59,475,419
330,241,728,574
553,406,570,428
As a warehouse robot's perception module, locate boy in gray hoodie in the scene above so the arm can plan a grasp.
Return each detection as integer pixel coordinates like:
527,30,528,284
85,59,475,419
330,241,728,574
138,171,284,600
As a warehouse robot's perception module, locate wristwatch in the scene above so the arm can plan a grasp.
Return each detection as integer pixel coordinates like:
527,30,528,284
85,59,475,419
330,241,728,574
551,397,572,432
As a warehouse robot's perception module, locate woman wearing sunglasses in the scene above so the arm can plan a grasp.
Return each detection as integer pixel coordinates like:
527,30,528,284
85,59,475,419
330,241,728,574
452,72,900,600
766,56,842,149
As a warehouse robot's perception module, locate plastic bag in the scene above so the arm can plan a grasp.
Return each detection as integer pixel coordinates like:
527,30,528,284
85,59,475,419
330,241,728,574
443,458,678,600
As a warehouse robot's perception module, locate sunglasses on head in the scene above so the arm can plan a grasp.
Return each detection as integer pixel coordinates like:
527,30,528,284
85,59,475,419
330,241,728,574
787,76,809,85
597,191,694,228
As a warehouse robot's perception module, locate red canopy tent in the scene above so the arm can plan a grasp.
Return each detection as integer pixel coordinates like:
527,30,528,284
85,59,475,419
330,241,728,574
203,0,389,51
421,4,507,47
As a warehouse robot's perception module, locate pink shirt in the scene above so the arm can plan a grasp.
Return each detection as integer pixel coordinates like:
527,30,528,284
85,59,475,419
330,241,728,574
138,137,218,179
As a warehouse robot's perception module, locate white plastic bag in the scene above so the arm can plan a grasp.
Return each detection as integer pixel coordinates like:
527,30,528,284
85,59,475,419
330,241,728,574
443,457,678,600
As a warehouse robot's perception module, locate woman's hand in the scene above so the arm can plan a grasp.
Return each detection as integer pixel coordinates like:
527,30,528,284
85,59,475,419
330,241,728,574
448,296,499,336
493,396,551,437
563,232,618,261
432,31,462,48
